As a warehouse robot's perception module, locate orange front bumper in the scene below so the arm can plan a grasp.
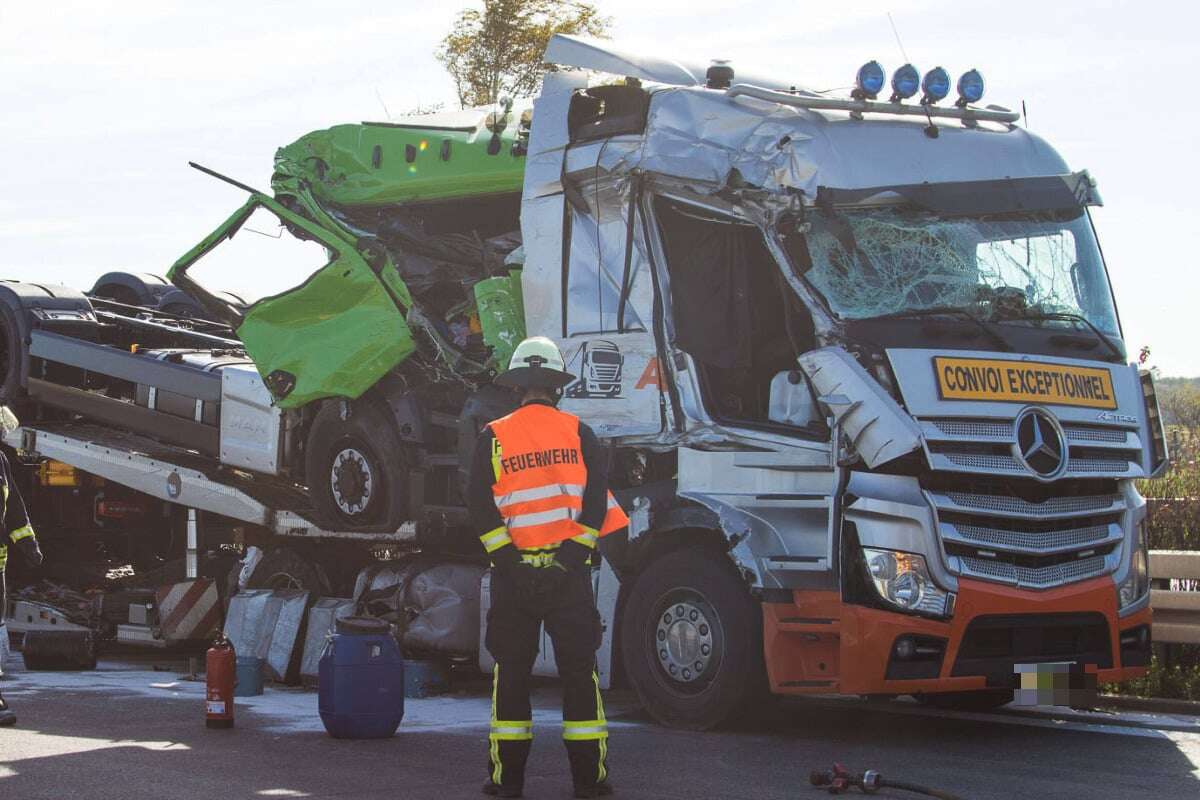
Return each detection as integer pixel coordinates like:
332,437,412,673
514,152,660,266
763,577,1152,696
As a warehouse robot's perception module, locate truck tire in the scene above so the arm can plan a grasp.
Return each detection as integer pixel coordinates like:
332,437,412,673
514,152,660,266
914,690,1013,712
620,547,762,730
306,398,409,531
245,546,332,595
0,301,23,405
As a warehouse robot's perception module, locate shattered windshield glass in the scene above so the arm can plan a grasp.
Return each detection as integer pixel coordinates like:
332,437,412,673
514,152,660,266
798,206,1120,335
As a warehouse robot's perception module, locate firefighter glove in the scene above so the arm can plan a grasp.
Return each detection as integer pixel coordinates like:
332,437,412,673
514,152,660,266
555,540,592,572
490,542,522,573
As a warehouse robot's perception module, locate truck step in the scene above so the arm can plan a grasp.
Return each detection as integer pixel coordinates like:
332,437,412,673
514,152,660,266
428,411,459,429
773,616,842,635
420,453,460,468
421,505,469,524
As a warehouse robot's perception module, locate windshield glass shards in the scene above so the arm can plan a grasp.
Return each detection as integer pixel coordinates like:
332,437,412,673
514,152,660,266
794,206,1120,337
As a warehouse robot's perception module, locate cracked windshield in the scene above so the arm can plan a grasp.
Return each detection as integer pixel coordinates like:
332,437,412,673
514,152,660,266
800,207,1120,335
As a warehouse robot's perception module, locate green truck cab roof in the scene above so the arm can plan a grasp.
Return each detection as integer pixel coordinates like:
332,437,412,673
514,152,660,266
271,104,530,208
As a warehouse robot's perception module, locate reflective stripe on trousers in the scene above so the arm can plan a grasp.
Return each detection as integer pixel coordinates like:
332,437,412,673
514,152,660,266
490,664,534,786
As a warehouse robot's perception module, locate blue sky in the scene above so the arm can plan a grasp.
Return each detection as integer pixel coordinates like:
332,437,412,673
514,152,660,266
1,1,1195,373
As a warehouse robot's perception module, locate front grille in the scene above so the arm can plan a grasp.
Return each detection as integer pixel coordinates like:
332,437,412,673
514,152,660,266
956,553,1110,588
592,366,619,380
952,612,1112,684
943,452,1025,473
919,413,1137,590
922,416,1143,480
1066,426,1128,444
948,522,1115,553
933,419,1010,439
930,418,1130,444
929,480,1126,590
1067,457,1129,474
943,492,1115,517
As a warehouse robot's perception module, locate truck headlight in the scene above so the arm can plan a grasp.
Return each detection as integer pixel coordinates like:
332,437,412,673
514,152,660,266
862,548,954,618
1118,521,1150,609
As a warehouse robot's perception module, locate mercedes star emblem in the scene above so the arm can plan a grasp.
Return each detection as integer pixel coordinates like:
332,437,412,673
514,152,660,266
1013,407,1068,480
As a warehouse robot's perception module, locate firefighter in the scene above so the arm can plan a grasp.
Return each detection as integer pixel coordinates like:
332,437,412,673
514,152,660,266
468,336,628,799
0,406,42,727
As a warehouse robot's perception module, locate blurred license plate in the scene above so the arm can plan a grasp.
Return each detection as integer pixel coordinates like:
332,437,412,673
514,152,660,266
1013,662,1097,707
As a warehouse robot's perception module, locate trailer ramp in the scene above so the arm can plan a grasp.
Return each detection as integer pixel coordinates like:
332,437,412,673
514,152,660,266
5,423,416,543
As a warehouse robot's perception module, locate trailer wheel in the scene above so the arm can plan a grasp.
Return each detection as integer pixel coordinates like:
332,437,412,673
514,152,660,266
620,547,762,730
306,399,409,531
0,301,24,404
914,690,1013,712
245,547,331,595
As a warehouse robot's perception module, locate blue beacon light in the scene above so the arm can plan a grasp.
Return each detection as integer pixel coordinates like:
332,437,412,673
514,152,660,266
921,67,951,104
890,63,920,101
854,60,886,99
956,69,985,107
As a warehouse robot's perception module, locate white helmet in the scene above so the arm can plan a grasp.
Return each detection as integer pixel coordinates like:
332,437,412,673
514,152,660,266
495,336,575,390
0,405,18,435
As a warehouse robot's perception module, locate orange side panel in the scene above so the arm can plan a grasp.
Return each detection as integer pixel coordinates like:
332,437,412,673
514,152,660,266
763,591,841,693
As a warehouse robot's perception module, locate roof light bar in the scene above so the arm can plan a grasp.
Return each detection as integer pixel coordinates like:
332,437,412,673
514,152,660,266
724,83,1020,124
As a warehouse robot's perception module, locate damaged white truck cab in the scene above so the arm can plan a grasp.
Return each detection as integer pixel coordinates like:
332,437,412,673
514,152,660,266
0,35,1163,731
527,36,1162,727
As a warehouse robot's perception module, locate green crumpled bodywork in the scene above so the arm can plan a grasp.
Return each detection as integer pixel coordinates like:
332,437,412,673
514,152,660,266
272,107,528,209
168,194,414,409
171,107,531,410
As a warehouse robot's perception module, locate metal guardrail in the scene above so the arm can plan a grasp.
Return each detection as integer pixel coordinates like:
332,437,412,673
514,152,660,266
1150,550,1200,645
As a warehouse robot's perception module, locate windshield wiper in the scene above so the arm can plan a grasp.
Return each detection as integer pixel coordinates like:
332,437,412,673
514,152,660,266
867,307,1013,352
1000,310,1124,361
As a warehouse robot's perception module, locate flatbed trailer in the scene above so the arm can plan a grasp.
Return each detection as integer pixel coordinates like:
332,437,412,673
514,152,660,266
4,423,416,544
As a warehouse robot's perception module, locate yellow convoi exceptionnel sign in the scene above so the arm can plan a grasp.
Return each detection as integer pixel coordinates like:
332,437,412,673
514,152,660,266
933,356,1117,410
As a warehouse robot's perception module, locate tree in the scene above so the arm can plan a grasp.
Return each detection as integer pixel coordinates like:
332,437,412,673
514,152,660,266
437,0,611,108
1157,379,1200,430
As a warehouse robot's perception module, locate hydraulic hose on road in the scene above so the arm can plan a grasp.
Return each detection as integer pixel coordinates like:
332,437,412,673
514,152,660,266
810,763,966,800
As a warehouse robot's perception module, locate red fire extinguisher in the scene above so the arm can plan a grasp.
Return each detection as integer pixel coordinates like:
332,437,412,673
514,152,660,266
206,633,236,729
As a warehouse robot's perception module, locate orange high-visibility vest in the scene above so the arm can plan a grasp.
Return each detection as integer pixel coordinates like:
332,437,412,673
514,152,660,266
489,404,628,550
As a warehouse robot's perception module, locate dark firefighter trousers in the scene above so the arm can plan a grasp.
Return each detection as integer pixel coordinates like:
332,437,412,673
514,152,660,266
485,566,607,790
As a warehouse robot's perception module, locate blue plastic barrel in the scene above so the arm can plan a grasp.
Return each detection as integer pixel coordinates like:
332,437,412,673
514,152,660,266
318,617,405,739
234,656,264,697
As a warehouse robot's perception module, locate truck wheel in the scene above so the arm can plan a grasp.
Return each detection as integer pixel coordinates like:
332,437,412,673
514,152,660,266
0,301,24,404
245,547,332,595
306,399,409,531
914,690,1013,712
620,547,762,730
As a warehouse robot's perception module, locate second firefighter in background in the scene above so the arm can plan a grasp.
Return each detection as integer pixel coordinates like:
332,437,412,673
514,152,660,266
468,336,628,799
0,406,43,727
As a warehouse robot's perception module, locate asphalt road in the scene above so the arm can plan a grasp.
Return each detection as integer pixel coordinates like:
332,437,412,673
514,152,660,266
1,654,1197,800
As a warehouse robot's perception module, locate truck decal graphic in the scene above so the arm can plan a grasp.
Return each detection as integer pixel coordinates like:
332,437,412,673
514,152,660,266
564,339,624,399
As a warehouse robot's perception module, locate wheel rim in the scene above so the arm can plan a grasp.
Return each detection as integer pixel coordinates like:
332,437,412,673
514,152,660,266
648,588,722,694
330,445,375,517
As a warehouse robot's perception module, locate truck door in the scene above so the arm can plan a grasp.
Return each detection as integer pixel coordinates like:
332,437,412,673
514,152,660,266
651,193,841,580
168,195,414,409
545,161,665,437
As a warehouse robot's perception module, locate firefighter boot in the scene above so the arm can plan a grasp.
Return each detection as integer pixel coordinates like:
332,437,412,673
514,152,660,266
481,780,523,798
0,692,16,727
